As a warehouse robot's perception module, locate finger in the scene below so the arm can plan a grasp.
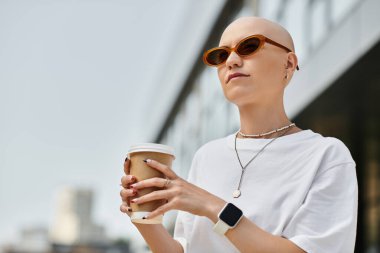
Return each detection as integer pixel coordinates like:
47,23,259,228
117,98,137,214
124,157,131,175
145,202,173,219
120,175,137,188
130,177,168,190
131,189,173,205
120,188,138,201
144,159,178,179
120,201,132,213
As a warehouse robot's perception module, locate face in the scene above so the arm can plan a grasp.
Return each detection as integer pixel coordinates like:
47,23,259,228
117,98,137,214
216,20,289,107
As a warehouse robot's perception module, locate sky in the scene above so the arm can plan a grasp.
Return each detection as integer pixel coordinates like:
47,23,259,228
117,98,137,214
0,0,218,249
0,0,374,251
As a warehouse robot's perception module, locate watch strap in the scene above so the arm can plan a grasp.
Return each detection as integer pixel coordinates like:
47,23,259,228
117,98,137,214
213,219,230,235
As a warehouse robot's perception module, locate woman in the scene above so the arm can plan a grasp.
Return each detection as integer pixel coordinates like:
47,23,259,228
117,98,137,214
120,17,358,253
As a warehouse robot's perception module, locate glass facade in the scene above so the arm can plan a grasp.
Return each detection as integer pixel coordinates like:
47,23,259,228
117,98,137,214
157,0,379,251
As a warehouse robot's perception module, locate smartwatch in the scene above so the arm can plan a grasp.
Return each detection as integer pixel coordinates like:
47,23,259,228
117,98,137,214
213,203,243,236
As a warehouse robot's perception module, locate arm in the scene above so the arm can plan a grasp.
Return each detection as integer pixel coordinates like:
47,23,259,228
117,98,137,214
132,159,305,253
205,199,305,253
134,224,183,253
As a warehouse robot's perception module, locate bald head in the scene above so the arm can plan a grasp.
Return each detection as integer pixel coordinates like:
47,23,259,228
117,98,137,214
220,17,295,52
215,16,299,104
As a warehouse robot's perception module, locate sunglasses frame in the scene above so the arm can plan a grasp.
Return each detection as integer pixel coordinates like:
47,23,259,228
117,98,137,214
203,34,299,70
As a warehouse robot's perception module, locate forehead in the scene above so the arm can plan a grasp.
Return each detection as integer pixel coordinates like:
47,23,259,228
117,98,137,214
219,21,268,47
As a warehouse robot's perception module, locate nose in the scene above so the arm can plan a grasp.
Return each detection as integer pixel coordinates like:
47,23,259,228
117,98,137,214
225,51,243,69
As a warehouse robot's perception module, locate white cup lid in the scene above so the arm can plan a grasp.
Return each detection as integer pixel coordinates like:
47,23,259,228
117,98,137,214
128,143,175,159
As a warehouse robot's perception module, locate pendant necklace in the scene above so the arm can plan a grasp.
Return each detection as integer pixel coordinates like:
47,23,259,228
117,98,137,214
232,123,295,198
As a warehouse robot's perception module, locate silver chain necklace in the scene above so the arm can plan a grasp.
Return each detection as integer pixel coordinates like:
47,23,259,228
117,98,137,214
233,123,295,198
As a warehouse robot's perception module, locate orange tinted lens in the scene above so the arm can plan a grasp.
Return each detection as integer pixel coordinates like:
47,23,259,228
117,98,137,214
205,48,229,66
237,37,260,55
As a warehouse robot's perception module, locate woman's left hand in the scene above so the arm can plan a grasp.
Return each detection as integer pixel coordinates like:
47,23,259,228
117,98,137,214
129,158,226,220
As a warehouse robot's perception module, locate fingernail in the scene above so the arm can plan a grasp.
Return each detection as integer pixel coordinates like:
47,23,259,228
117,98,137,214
130,183,136,189
125,157,129,162
131,189,137,194
131,198,137,203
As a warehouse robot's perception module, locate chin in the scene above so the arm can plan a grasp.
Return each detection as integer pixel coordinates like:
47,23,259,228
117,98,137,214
224,91,256,106
224,83,254,98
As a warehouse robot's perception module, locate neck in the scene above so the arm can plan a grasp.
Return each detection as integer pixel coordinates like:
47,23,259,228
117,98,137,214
237,101,292,139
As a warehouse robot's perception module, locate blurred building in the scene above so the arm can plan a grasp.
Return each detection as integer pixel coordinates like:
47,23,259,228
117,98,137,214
50,188,106,245
2,187,131,253
2,227,50,253
144,0,380,252
49,242,130,253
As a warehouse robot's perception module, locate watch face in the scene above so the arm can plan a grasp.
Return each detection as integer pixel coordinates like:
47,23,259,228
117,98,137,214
220,203,243,227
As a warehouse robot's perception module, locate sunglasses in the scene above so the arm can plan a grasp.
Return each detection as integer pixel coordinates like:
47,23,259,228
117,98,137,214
203,34,299,70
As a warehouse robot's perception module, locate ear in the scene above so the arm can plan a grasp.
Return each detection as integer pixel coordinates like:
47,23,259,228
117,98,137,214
286,52,298,72
284,53,298,87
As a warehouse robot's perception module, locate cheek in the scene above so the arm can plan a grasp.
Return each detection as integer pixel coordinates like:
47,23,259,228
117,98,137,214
217,67,225,84
250,59,282,86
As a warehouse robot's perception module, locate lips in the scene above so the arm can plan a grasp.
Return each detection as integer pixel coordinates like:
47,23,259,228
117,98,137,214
227,72,250,83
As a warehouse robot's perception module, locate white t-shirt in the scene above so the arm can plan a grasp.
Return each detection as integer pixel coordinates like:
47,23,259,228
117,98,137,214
174,129,358,253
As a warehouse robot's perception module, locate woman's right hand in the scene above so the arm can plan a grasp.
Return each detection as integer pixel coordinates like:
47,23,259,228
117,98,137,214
120,158,137,217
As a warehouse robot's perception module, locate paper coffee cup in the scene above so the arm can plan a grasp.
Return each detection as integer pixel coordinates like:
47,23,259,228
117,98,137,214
127,143,175,224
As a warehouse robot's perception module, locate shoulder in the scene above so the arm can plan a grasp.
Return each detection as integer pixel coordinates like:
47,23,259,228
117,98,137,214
186,136,229,180
190,135,230,164
195,136,228,154
301,132,356,179
314,134,355,166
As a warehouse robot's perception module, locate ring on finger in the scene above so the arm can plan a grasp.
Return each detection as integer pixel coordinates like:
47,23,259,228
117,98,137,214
163,178,171,188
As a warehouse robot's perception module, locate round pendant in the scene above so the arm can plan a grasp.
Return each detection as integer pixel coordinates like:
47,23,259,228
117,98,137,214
233,190,241,198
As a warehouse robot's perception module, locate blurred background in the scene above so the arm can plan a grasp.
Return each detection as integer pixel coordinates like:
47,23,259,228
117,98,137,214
0,0,379,252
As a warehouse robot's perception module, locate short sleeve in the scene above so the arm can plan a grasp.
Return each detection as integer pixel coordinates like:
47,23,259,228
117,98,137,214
173,211,191,253
173,150,200,253
282,162,358,253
